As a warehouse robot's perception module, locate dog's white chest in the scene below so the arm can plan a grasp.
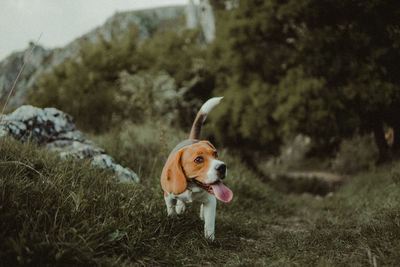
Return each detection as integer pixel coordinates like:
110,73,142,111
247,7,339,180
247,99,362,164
168,184,210,204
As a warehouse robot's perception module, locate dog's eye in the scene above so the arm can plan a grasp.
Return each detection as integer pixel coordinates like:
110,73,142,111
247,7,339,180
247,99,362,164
213,151,218,158
194,156,204,163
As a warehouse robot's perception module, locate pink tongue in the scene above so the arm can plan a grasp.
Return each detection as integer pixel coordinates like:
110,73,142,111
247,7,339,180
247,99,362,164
210,182,233,203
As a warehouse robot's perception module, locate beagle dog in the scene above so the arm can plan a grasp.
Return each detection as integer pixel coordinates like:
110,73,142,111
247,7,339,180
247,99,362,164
161,97,233,240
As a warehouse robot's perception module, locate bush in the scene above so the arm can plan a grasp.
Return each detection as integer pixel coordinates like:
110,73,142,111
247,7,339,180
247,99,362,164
277,134,313,170
28,26,211,132
132,28,214,127
331,134,379,174
29,27,141,132
116,71,186,125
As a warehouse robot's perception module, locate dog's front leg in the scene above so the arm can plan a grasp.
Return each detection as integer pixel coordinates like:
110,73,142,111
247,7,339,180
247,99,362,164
164,195,177,216
202,195,216,240
199,203,204,221
175,199,186,214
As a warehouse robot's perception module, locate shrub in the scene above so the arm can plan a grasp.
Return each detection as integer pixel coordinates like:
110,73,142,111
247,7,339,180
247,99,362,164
331,134,379,174
28,27,211,132
28,27,141,132
116,71,186,125
277,134,313,169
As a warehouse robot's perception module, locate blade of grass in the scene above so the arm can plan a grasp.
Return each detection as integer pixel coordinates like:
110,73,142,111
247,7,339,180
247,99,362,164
0,33,42,123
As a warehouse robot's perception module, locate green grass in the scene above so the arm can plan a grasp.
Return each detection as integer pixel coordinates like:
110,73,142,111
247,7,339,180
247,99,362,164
1,123,400,266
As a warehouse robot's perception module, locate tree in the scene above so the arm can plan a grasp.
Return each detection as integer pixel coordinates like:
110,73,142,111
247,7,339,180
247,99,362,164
207,0,304,155
209,0,400,160
290,0,400,160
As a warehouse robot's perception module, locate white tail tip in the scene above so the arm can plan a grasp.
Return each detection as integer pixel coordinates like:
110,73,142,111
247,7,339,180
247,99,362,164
200,97,223,114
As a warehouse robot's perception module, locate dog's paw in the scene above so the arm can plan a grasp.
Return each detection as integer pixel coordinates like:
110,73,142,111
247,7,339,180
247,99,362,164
167,207,177,216
204,230,215,241
175,200,186,215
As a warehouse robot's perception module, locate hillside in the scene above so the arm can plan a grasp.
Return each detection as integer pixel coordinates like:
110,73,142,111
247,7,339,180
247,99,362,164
0,5,186,109
1,0,399,264
1,123,400,265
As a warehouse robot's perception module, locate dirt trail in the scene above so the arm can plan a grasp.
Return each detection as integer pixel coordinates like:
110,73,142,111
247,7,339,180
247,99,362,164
268,170,352,195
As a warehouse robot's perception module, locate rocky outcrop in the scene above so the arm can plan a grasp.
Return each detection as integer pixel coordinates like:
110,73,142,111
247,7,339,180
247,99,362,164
0,105,139,183
198,0,216,43
186,0,216,43
186,0,199,29
0,45,51,108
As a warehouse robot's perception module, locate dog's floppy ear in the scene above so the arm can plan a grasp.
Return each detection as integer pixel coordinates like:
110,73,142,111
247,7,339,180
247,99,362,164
161,148,187,195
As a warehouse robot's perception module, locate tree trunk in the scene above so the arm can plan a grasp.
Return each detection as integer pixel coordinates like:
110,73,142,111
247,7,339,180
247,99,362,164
373,122,391,163
392,124,400,153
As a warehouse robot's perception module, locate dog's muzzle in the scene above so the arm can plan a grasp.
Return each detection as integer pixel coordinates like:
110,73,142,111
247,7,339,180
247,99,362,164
215,163,226,179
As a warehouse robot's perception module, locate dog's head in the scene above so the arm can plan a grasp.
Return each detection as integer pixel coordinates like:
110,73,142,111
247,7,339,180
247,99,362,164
161,140,233,203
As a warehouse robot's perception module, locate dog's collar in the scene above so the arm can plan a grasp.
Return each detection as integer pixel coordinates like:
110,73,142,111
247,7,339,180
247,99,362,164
180,165,197,183
181,167,207,190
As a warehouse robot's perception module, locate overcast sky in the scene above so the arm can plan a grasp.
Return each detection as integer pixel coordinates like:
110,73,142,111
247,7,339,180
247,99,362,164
0,0,188,60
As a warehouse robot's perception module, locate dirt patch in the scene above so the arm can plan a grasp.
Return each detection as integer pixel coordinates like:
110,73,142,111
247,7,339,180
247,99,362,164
269,171,352,195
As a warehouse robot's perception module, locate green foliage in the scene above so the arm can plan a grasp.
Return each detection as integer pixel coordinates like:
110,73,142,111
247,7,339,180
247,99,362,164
25,0,400,161
28,25,212,132
29,28,140,132
212,78,280,152
273,67,331,139
116,71,184,125
132,29,215,126
208,0,304,152
208,0,400,159
134,29,204,87
331,134,379,174
295,0,400,156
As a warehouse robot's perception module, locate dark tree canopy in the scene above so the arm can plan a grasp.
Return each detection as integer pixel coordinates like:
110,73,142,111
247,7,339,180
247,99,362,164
208,0,400,159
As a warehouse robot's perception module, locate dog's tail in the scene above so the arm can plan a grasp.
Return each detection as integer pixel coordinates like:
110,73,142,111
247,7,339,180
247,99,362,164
189,97,223,140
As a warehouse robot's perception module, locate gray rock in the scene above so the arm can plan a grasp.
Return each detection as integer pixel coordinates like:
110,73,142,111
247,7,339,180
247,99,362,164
92,154,139,184
0,105,139,183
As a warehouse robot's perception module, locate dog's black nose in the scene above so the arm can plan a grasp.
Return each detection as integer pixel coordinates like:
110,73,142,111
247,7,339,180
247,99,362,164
216,163,226,178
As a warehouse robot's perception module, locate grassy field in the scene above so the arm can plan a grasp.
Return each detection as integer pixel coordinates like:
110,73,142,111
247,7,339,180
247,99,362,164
1,123,400,266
